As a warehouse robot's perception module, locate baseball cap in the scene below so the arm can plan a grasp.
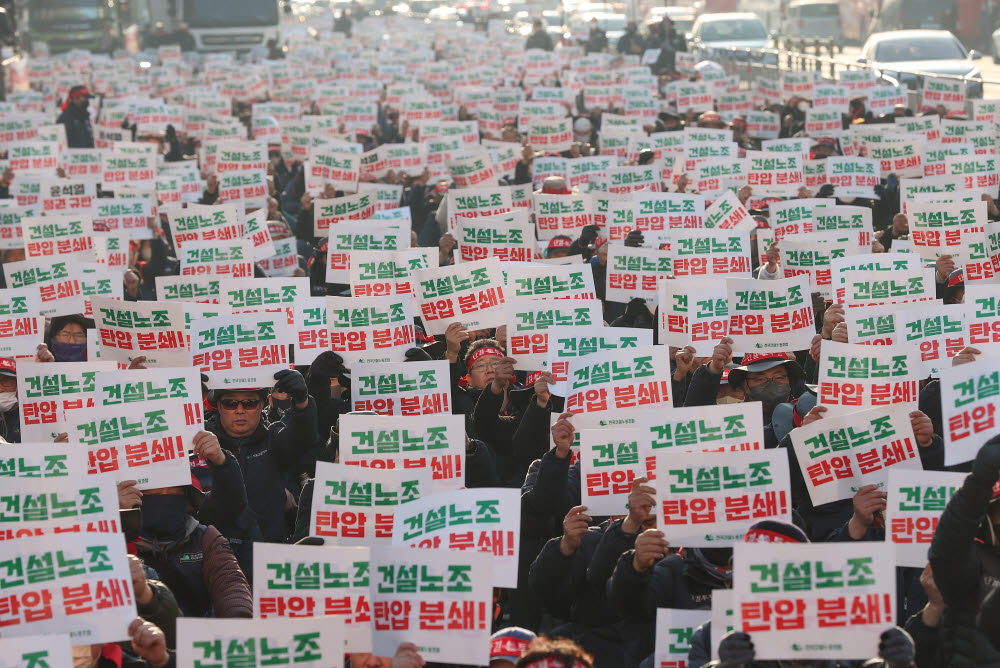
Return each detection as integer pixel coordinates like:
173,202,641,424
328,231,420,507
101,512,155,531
0,358,15,378
490,627,536,663
726,352,795,387
547,235,573,251
573,117,593,134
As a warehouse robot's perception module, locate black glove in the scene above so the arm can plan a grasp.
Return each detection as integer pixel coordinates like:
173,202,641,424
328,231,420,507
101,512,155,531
717,631,755,667
578,224,600,247
971,435,1000,486
624,229,645,248
404,347,432,362
624,298,651,325
308,351,346,381
878,627,914,668
817,183,835,198
273,369,308,404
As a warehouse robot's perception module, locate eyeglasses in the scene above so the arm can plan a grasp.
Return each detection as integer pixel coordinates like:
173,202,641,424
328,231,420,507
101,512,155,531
218,398,262,411
746,373,789,388
471,360,500,372
54,330,87,342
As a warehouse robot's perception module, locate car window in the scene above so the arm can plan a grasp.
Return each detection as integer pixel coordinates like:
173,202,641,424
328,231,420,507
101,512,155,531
700,18,768,41
874,36,967,62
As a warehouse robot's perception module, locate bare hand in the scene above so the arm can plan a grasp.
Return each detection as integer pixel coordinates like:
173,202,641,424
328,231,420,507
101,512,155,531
633,528,670,572
809,333,822,363
821,303,845,339
192,430,225,466
737,185,752,206
623,477,656,534
673,345,697,380
533,371,553,407
128,555,153,605
444,322,469,362
128,355,148,370
391,642,427,668
764,242,779,272
951,346,981,366
34,343,55,363
936,254,955,282
490,356,517,394
128,618,170,668
910,410,935,448
920,563,943,609
551,412,575,459
850,484,886,536
801,405,827,427
708,337,734,374
831,322,849,344
560,505,592,556
118,480,142,509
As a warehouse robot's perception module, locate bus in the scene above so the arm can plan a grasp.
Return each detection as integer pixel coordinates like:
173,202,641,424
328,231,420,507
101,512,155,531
22,0,120,53
135,0,281,52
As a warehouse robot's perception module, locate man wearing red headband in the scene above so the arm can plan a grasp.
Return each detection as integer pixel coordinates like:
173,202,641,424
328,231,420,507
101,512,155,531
57,84,95,149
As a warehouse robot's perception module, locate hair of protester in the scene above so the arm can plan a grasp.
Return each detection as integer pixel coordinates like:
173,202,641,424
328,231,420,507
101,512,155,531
464,337,504,366
514,637,595,668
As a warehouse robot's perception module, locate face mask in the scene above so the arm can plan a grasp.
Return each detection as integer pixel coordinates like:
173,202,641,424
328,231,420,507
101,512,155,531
272,397,292,411
50,341,87,362
717,395,742,405
0,392,17,412
747,381,791,407
140,248,152,261
140,494,188,542
797,101,809,112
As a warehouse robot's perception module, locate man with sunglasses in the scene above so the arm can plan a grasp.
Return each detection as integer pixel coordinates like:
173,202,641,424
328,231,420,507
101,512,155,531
206,369,317,544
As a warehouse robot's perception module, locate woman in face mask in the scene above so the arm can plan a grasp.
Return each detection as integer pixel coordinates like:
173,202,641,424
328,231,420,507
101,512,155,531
44,314,93,363
0,357,20,442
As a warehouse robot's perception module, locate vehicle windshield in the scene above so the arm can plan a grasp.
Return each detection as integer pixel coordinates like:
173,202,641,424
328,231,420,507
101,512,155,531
699,18,768,42
874,36,966,61
183,0,279,28
800,2,840,17
31,0,107,21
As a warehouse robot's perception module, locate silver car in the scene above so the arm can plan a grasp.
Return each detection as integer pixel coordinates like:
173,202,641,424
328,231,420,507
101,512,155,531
858,30,983,99
688,12,774,62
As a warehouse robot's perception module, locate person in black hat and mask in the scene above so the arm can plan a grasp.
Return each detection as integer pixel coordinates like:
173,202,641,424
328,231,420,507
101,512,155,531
57,85,95,149
36,314,93,363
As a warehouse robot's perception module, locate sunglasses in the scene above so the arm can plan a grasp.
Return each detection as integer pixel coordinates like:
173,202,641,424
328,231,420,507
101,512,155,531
218,398,262,411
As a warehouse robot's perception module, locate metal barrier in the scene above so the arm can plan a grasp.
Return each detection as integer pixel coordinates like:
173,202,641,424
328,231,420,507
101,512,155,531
709,45,997,103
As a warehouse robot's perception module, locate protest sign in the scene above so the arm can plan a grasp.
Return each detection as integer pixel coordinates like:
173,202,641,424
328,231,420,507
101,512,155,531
839,268,936,309
711,590,736,662
637,402,765,458
726,276,815,354
101,151,155,190
219,276,308,333
769,198,833,238
258,237,300,277
327,295,414,369
939,355,1000,465
922,76,965,111
545,326,652,394
527,117,573,153
305,150,361,193
825,157,880,199
309,461,432,546
0,287,44,357
0,532,135,644
0,475,119,540
352,359,451,416
657,278,729,356
886,469,967,568
892,303,966,376
0,442,87,481
190,312,289,389
180,240,254,279
369,546,492,665
253,543,371,652
780,235,860,299
633,192,705,243
338,413,465,494
412,258,506,336
313,193,376,236
845,306,898,346
945,154,999,197
733,542,896,660
16,361,119,442
448,188,514,230
816,341,920,416
168,203,243,249
456,211,534,263
92,297,187,367
177,617,343,668
93,198,153,239
349,249,435,299
868,139,923,178
504,298,604,371
670,229,752,278
606,245,671,310
654,608,709,668
0,634,72,668
907,199,985,264
790,404,923,506
562,346,671,414
2,257,84,317
746,151,804,198
703,191,757,231
291,297,328,366
579,427,649,516
505,263,597,300
155,276,220,304
392,488,520,588
243,208,276,261
652,449,791,545
39,179,96,214
532,193,592,241
325,221,409,283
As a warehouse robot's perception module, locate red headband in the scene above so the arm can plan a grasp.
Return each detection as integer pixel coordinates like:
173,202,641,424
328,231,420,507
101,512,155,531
490,637,531,659
521,659,590,668
742,528,804,544
467,346,504,371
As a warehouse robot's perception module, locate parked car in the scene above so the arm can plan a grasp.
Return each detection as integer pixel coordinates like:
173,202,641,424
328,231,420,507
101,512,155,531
687,12,773,60
858,29,983,98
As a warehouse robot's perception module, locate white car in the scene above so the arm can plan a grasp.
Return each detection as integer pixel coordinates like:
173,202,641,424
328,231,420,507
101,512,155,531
859,30,983,98
687,12,773,60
